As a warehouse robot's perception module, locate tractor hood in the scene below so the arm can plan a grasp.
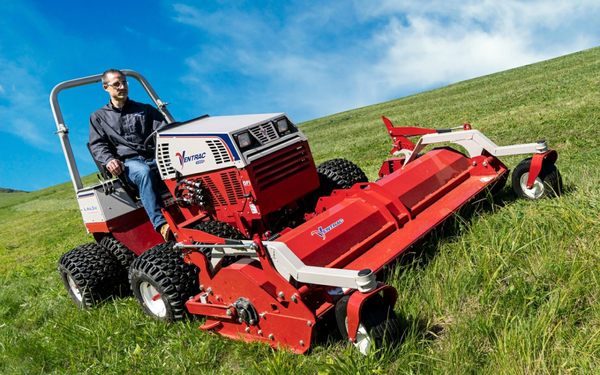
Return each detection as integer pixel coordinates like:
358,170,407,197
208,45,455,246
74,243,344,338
160,113,286,135
155,113,307,180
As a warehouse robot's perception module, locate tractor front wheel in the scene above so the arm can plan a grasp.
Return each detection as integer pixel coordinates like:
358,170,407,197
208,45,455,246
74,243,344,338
58,243,123,308
193,220,246,240
511,158,563,199
335,294,403,355
317,158,368,197
129,241,198,321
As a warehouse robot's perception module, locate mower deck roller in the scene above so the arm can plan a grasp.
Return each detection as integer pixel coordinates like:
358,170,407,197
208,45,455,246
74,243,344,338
52,70,562,355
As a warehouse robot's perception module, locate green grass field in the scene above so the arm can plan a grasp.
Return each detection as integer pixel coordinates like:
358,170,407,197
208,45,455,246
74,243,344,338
1,47,599,374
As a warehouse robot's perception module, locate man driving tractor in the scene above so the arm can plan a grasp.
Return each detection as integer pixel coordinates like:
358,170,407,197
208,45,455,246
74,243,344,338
88,68,170,240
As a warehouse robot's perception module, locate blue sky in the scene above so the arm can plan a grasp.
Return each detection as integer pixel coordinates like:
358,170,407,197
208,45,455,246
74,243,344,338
1,0,598,191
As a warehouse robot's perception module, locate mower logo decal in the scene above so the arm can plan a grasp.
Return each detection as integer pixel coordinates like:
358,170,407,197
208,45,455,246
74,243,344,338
175,150,207,167
311,218,344,240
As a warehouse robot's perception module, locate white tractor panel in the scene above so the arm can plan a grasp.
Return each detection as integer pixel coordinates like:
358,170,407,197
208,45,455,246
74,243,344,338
162,136,238,176
77,184,140,224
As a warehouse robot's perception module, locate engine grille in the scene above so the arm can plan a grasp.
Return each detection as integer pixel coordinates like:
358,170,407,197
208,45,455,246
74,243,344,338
249,122,279,144
206,139,232,164
199,170,244,206
252,143,312,190
156,142,176,179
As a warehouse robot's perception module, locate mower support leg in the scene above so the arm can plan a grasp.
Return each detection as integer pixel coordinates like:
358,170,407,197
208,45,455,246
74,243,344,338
526,150,558,189
345,283,398,342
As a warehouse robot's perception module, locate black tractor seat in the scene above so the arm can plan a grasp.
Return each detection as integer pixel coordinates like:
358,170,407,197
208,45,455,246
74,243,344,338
87,143,140,201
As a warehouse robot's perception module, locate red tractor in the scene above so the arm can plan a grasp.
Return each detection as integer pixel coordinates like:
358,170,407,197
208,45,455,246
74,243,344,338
51,70,562,354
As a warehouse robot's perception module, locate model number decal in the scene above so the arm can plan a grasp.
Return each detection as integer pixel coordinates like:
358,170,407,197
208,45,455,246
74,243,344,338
80,205,99,212
176,150,207,167
311,218,344,240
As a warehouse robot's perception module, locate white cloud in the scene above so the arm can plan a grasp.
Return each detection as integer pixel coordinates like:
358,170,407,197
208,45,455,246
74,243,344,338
0,57,54,150
366,0,598,99
172,1,600,121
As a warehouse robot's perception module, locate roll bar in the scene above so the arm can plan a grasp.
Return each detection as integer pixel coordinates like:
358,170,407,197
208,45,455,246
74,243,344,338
49,70,175,191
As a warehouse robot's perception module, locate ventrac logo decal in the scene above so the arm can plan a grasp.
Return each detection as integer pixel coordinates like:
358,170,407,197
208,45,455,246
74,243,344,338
311,218,344,240
175,150,207,167
259,126,268,138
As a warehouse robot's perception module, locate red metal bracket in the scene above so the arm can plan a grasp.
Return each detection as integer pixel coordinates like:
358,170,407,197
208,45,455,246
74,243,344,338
526,150,558,189
186,294,236,320
345,283,398,342
382,116,437,154
378,158,405,178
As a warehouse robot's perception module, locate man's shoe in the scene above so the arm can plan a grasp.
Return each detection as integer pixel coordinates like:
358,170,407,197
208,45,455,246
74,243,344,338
159,223,171,241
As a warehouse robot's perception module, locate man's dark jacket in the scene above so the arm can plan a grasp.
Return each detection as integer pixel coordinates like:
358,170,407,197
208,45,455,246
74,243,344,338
89,99,167,166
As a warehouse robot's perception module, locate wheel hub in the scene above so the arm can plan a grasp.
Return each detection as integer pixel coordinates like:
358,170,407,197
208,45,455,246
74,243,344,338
519,173,544,199
353,323,372,355
139,281,167,317
66,274,83,302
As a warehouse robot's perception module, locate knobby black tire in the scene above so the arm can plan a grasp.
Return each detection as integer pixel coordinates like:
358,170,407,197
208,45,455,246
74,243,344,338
58,242,123,308
511,158,563,199
194,220,247,267
317,158,368,197
99,235,136,269
193,220,246,240
98,235,136,296
129,241,199,321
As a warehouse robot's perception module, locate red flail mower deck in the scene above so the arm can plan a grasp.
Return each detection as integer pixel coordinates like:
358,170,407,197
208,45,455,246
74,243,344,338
165,117,559,354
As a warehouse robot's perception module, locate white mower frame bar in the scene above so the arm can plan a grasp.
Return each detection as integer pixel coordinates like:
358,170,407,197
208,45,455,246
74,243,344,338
403,129,548,166
175,241,377,292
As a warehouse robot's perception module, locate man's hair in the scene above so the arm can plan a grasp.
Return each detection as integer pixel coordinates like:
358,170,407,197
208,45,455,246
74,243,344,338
101,68,125,85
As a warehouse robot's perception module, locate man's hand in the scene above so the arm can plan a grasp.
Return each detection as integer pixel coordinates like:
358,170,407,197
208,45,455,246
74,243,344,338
106,159,124,176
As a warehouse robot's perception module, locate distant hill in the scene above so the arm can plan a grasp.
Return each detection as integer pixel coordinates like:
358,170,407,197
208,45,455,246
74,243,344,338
0,187,27,193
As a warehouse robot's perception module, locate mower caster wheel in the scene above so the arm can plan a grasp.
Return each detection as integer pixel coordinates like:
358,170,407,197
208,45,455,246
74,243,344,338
335,294,403,355
58,242,123,308
512,157,563,199
317,158,368,197
129,241,198,321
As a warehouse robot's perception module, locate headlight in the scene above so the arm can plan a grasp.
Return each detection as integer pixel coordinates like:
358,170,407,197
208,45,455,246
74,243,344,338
236,132,252,148
276,119,289,134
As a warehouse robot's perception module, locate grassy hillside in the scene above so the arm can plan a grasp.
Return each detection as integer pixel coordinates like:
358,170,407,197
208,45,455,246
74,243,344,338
1,47,599,373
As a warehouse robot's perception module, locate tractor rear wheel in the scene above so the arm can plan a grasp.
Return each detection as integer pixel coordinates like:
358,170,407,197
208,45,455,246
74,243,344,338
317,158,368,197
335,294,403,355
58,243,123,308
511,158,563,199
129,241,199,321
99,236,136,296
99,235,136,269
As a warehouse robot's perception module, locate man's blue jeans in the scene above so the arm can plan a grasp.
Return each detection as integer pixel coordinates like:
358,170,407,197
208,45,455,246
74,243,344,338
124,156,166,230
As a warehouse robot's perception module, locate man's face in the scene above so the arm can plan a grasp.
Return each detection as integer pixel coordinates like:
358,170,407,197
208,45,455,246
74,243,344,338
103,72,129,101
